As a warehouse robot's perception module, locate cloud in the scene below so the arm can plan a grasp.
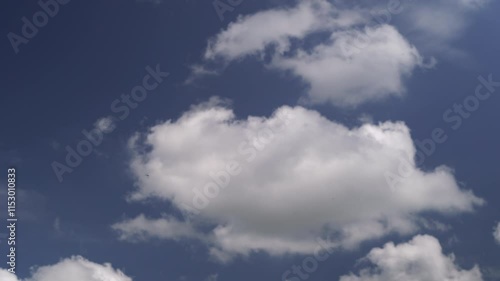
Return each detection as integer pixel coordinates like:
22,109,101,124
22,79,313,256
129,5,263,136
112,214,200,242
271,24,423,106
0,256,132,281
195,0,426,107
201,0,489,62
115,99,483,261
0,270,18,281
94,116,116,133
339,235,483,281
193,0,491,106
204,0,365,61
494,222,500,244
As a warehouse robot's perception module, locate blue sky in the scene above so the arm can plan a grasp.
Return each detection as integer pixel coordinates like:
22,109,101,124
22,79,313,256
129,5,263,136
1,0,500,281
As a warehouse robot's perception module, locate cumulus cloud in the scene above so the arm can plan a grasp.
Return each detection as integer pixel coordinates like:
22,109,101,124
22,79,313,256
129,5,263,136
115,99,483,261
271,24,422,106
0,256,132,281
494,222,500,244
193,0,492,106
0,270,18,281
194,0,429,107
339,235,483,281
204,0,365,61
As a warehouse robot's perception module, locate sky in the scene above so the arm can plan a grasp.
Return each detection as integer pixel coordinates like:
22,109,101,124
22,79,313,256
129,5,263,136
1,0,500,280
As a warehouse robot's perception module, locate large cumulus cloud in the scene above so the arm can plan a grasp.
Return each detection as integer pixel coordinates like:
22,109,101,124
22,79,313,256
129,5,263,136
114,99,483,261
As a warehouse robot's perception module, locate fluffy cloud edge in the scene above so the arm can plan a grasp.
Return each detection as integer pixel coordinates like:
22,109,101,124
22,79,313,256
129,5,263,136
0,256,132,281
339,235,483,281
112,214,200,242
203,0,366,61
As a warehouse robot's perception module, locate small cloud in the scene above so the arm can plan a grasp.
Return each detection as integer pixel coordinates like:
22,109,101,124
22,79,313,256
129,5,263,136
94,116,116,133
494,222,500,244
111,214,200,242
185,65,219,85
417,218,451,232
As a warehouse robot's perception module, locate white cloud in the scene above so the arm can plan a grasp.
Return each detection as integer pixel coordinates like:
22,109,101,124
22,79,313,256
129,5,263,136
116,99,483,261
196,0,428,107
194,0,492,106
271,24,423,106
339,235,483,281
94,116,116,133
195,0,422,106
204,0,366,61
0,270,18,281
0,256,132,281
494,222,500,244
112,214,200,242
